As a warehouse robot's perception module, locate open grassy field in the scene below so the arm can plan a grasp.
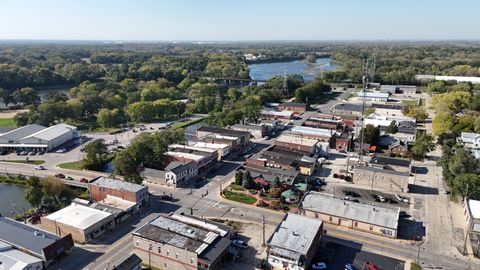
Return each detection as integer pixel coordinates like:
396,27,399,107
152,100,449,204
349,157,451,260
58,160,84,170
0,118,16,128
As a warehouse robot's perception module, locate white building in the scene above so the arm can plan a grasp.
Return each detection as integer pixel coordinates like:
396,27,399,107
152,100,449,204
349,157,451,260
0,123,79,152
364,114,416,127
458,132,480,149
465,199,480,233
357,91,390,102
0,241,43,270
191,141,231,158
415,75,480,84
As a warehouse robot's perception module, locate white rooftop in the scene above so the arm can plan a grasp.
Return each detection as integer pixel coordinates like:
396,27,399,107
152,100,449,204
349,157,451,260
358,91,390,98
0,241,42,270
301,192,399,229
192,142,229,150
99,195,136,211
289,126,334,137
45,203,113,230
22,123,77,141
268,214,322,257
468,199,480,219
261,110,293,117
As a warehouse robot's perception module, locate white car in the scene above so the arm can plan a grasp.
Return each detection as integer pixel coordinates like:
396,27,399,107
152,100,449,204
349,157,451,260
34,165,45,170
377,195,385,202
312,262,327,270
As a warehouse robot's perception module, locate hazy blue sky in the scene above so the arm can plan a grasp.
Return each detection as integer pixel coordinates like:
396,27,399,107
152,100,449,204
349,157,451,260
1,0,479,41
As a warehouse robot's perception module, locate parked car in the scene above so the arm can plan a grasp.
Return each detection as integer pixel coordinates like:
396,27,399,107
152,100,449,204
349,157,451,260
312,262,327,270
399,211,408,218
79,178,88,183
56,149,66,153
65,176,74,180
364,262,379,270
377,195,385,202
338,174,345,179
38,151,45,155
34,165,45,170
343,190,360,198
28,151,36,155
345,264,358,270
0,151,7,155
345,175,352,182
232,240,248,249
54,173,65,179
333,173,339,178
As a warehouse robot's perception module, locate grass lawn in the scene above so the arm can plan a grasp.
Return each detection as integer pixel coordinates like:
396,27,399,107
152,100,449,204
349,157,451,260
223,190,257,204
58,160,84,170
411,263,422,270
402,99,421,106
0,118,16,128
171,117,205,129
230,184,245,191
1,159,45,165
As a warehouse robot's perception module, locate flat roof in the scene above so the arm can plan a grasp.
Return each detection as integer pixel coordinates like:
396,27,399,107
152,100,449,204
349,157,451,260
358,91,390,98
260,110,293,117
280,102,307,107
370,156,411,167
91,177,146,193
197,126,250,137
231,124,264,131
289,126,334,137
169,144,217,154
0,124,45,141
468,200,480,219
22,123,77,141
0,241,42,269
355,165,410,177
300,192,399,229
0,217,60,257
45,203,113,230
268,213,322,258
192,142,229,150
275,134,318,147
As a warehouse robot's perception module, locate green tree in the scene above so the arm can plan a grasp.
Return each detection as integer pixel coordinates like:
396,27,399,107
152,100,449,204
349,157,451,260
359,124,380,145
83,140,109,171
12,87,40,105
448,148,480,176
273,176,282,188
432,111,455,136
25,176,44,207
0,88,13,107
43,178,72,205
113,150,143,184
234,171,244,185
97,108,122,128
451,174,480,199
411,132,436,160
385,120,398,134
242,171,255,189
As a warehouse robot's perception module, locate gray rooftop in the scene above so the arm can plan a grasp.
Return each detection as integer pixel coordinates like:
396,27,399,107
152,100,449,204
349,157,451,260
0,124,45,141
23,123,77,141
300,192,399,229
165,160,197,174
0,217,61,257
91,177,147,193
267,214,322,259
355,165,410,176
231,124,264,131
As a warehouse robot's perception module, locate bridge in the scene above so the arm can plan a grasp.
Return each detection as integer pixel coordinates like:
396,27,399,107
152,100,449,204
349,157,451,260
203,77,268,86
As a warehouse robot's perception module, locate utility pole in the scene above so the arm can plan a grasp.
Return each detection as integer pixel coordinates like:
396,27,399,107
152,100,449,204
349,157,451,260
463,183,470,255
371,50,377,83
282,71,288,96
262,215,266,247
359,58,369,162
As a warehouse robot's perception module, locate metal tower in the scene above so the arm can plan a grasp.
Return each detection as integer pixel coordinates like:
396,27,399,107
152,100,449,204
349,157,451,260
359,58,369,162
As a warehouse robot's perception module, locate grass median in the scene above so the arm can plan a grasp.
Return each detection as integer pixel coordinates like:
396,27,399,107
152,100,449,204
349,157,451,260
58,160,84,170
1,159,45,165
223,190,257,204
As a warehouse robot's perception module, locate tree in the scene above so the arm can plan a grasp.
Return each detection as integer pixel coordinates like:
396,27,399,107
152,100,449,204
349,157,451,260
97,108,122,128
83,140,109,171
43,178,71,205
385,121,398,134
242,171,255,189
359,124,380,145
273,176,282,188
402,105,428,121
411,132,436,160
448,148,480,176
451,174,480,199
0,88,13,107
12,87,40,105
113,150,143,184
269,187,283,198
432,111,455,136
234,171,244,185
25,176,43,207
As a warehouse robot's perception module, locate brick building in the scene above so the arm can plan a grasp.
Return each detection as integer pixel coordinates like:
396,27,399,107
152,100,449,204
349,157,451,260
273,135,319,155
278,102,308,113
90,177,150,207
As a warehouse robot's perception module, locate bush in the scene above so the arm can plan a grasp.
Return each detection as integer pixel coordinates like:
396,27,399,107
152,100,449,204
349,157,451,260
257,200,268,207
269,187,283,198
271,201,281,210
223,190,257,204
248,190,258,195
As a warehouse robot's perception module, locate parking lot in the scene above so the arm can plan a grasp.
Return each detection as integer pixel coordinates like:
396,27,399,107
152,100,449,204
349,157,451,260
316,236,405,270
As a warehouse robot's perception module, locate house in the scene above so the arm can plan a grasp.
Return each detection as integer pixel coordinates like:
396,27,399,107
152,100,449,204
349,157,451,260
388,140,408,155
465,199,480,233
353,165,410,193
197,126,250,148
379,85,397,94
132,213,233,270
245,166,299,186
288,126,335,143
0,241,44,270
231,124,267,139
0,217,74,267
281,183,307,203
278,102,308,113
300,191,399,238
458,132,480,149
260,110,293,121
90,177,150,208
267,213,323,270
369,156,411,173
357,91,390,102
143,160,199,188
273,135,320,155
335,132,352,151
0,123,80,152
41,203,115,243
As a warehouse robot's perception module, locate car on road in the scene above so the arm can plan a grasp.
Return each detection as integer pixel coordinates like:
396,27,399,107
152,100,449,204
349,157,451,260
364,262,379,270
79,178,88,183
56,148,66,153
34,165,45,170
65,176,74,180
345,264,358,270
54,173,65,178
343,190,360,198
232,240,248,249
312,262,327,270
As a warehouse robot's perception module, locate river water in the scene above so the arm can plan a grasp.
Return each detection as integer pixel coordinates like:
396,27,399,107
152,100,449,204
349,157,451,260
0,183,32,218
248,57,340,82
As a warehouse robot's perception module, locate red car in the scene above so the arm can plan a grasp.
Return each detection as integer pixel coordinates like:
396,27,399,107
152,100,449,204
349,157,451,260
80,178,88,183
364,262,379,270
54,173,65,179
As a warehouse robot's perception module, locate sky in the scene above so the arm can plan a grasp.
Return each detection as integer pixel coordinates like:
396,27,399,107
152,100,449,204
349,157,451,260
0,0,479,41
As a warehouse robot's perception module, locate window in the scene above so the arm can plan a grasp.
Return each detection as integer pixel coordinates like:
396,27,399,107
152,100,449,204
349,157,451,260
369,225,373,231
329,216,332,222
354,222,358,227
175,253,179,259
135,240,139,246
191,258,194,264
166,250,170,256
158,247,161,253
164,263,167,268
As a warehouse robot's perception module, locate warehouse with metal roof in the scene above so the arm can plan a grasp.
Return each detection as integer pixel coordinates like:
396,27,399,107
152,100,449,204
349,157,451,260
0,123,79,152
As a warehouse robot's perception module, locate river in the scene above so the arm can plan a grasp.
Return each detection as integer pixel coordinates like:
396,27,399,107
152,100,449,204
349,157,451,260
248,57,340,82
0,183,32,218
